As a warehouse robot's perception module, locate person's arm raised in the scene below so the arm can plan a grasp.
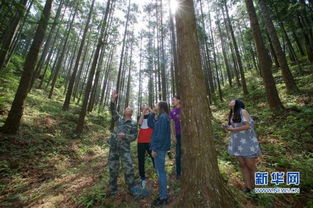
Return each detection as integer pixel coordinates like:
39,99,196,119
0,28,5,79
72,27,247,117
147,112,156,129
138,107,148,126
110,90,121,121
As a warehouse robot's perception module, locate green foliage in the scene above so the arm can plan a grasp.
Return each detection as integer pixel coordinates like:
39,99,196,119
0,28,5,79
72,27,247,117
6,54,24,74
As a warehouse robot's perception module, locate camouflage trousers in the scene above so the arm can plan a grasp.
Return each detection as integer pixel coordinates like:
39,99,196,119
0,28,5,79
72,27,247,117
108,147,135,192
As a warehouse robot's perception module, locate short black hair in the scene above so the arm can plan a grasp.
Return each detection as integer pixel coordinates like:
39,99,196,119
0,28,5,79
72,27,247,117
173,95,180,100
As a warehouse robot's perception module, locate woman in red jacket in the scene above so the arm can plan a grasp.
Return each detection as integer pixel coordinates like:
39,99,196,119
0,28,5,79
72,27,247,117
137,104,154,188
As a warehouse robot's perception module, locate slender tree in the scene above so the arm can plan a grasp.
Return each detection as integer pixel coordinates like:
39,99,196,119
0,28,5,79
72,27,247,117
29,0,64,91
62,0,100,110
0,0,54,134
160,0,167,101
115,0,131,107
224,0,248,95
245,0,284,111
48,1,80,99
168,0,178,95
216,19,232,87
0,0,28,70
258,0,299,94
76,0,112,134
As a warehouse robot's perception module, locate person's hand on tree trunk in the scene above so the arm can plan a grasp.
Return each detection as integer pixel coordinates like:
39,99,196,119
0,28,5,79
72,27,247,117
172,135,177,144
151,151,157,158
221,123,229,132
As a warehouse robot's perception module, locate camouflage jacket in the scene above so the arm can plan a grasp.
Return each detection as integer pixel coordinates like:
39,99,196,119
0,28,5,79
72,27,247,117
109,102,138,151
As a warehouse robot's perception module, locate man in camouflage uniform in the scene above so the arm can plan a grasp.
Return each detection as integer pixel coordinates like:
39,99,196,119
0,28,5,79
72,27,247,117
108,90,149,198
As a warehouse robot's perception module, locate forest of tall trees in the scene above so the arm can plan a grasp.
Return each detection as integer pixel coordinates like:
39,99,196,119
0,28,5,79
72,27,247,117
0,0,312,207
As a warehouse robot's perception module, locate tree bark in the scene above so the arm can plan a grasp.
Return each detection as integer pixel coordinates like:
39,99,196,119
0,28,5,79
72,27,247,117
115,0,131,105
125,35,134,108
258,0,299,94
208,13,223,101
174,0,236,207
29,0,64,91
75,0,112,134
48,2,79,99
224,0,248,95
221,6,241,87
245,0,284,111
217,19,232,87
160,0,167,101
168,0,178,95
0,0,27,70
62,0,100,110
1,0,53,134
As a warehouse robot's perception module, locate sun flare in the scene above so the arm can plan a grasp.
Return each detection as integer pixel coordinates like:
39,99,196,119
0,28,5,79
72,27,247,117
170,0,179,14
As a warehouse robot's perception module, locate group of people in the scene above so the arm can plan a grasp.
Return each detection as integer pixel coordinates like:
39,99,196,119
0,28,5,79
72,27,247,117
107,90,261,207
108,90,181,207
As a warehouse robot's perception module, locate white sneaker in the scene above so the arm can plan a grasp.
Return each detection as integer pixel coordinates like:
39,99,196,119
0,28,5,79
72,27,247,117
141,179,147,189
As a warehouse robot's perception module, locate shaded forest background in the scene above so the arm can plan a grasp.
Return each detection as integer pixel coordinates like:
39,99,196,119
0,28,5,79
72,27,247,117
0,0,313,207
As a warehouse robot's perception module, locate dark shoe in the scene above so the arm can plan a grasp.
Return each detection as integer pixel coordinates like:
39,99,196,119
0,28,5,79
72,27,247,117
130,186,150,199
242,187,252,194
106,189,117,197
151,197,169,207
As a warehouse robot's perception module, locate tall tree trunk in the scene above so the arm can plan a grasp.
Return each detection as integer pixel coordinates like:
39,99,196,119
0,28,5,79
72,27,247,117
0,0,27,70
63,37,80,94
76,0,112,134
276,13,304,74
88,46,106,112
5,0,34,70
208,12,223,101
99,49,114,113
221,6,241,87
199,0,215,99
174,0,235,207
48,2,79,99
292,31,305,56
1,0,53,134
266,32,280,69
259,0,299,94
224,0,248,95
38,10,65,88
297,15,313,63
160,0,167,101
137,35,143,114
62,0,100,110
115,0,131,107
245,0,284,111
29,0,64,91
73,34,93,100
125,36,133,108
217,19,232,87
168,0,178,95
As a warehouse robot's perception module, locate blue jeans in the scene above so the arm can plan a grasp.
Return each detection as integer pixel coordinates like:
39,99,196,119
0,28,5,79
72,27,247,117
175,135,181,178
154,151,168,199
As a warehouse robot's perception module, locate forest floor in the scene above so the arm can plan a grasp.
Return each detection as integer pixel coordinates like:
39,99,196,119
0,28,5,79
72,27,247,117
0,59,313,208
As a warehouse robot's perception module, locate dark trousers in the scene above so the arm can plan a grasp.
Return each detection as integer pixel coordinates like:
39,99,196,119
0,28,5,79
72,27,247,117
175,134,182,178
137,143,154,180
